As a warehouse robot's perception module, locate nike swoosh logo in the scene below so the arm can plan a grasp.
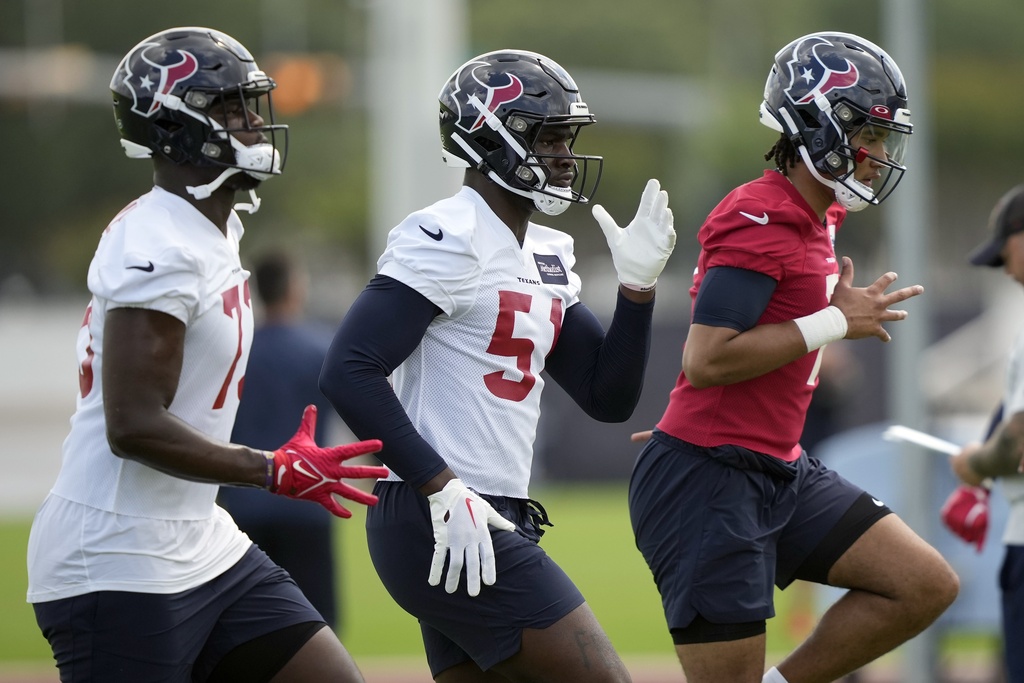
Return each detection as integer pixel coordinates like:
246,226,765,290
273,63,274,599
292,460,320,482
126,261,155,272
871,498,885,507
739,211,769,225
465,497,477,528
419,225,443,241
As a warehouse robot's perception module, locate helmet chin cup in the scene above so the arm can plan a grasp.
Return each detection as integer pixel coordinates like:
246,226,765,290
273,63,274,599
533,186,572,216
833,179,872,212
183,138,279,212
234,141,282,180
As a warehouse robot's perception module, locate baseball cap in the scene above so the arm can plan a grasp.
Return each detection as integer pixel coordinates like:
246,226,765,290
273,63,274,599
969,184,1024,267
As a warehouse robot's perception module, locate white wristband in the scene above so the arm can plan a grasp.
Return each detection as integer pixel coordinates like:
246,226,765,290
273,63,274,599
793,306,847,352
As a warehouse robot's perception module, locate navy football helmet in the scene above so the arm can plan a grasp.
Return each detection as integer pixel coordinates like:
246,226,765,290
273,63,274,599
759,32,912,211
438,49,602,216
110,27,288,212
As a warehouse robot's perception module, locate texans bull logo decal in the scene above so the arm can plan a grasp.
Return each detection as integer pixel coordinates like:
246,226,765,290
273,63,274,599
450,61,524,133
783,36,859,106
118,44,200,117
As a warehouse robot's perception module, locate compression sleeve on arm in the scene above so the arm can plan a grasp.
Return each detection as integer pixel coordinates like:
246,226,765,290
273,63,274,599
692,266,777,332
318,274,448,489
544,290,654,422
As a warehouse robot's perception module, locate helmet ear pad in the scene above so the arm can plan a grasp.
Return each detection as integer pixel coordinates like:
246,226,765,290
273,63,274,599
148,117,194,164
473,132,518,176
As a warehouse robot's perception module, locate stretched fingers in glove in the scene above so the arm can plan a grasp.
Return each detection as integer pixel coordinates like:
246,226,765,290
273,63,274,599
591,178,676,292
268,405,389,518
427,478,516,597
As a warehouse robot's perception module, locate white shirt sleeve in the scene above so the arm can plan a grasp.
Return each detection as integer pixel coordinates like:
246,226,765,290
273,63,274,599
87,206,202,323
378,212,481,317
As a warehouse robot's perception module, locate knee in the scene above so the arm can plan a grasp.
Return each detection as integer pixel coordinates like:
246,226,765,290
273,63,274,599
905,554,960,622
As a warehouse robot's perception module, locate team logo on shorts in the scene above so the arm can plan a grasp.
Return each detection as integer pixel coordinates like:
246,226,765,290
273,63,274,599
783,36,860,106
533,254,568,285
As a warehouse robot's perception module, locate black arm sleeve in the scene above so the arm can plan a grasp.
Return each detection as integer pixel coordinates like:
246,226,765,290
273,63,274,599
544,290,655,423
318,274,448,489
692,266,777,332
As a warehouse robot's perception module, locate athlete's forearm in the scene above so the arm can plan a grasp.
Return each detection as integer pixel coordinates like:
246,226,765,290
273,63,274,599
682,320,809,388
968,416,1024,479
319,277,449,489
547,292,654,421
106,408,268,486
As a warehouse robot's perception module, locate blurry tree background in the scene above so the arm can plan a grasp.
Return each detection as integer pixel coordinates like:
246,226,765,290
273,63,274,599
2,0,1021,457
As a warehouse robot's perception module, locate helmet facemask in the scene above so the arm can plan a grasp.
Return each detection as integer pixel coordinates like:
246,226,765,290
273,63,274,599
151,75,288,212
812,101,912,211
501,112,602,216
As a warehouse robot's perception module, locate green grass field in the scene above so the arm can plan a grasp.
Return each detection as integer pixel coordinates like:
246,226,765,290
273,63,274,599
0,483,1004,677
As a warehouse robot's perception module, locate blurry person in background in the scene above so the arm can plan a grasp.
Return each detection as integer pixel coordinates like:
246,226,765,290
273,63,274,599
628,32,957,683
320,49,675,682
949,183,1024,683
219,248,344,631
25,27,386,683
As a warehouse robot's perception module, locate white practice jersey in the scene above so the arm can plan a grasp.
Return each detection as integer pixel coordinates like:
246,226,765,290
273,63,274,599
379,187,581,499
27,186,254,602
1001,325,1024,544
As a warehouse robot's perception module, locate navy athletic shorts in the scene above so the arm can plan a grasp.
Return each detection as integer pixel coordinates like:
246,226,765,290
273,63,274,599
33,544,325,683
366,481,585,677
629,430,890,633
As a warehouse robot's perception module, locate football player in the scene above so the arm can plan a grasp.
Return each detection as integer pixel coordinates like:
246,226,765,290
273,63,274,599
628,32,958,683
26,27,387,683
320,49,676,682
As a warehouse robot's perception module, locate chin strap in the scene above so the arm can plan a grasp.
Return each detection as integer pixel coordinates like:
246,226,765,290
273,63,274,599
773,104,875,212
795,146,873,212
482,169,572,216
234,189,262,214
186,169,264,214
186,167,238,200
154,91,278,214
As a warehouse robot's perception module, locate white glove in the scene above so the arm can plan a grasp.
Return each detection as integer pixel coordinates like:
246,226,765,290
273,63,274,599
427,478,516,596
592,178,676,291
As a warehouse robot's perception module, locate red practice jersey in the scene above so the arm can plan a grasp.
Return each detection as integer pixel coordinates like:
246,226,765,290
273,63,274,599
657,170,845,461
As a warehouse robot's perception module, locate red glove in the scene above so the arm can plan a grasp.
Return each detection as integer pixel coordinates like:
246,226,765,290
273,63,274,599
270,405,388,518
940,484,990,553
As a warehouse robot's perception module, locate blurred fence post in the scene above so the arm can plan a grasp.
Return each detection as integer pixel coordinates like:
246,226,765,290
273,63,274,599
366,0,466,263
882,1,938,681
